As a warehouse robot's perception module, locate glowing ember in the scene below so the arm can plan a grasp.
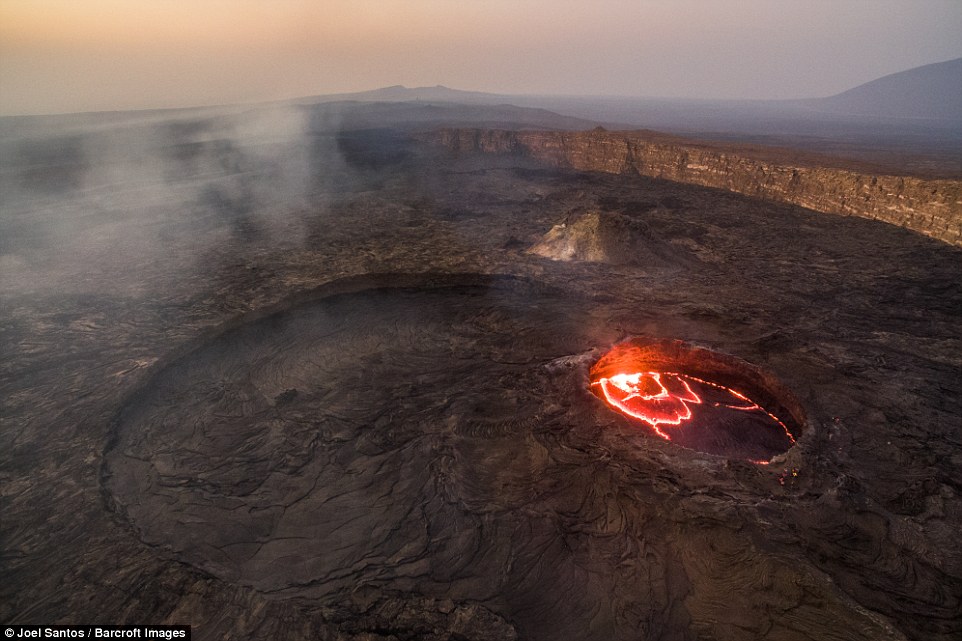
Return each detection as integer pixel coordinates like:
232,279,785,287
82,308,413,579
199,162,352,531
589,341,801,462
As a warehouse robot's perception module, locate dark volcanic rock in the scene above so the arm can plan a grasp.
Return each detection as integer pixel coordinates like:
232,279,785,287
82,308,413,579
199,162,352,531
2,121,961,640
99,277,912,641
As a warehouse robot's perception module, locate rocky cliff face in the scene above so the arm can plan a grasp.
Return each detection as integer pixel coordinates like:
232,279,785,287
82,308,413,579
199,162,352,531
434,128,962,246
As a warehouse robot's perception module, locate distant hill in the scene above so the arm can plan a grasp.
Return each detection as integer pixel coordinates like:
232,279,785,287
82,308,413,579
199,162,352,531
300,85,500,104
287,86,598,131
805,58,962,123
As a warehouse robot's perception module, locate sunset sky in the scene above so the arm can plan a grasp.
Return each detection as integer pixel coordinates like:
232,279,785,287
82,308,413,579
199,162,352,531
1,0,960,115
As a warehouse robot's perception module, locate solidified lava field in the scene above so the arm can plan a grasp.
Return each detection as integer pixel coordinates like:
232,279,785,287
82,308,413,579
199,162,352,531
2,124,961,640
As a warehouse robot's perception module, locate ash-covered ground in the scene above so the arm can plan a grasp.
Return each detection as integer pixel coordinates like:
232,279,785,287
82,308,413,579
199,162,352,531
1,108,960,640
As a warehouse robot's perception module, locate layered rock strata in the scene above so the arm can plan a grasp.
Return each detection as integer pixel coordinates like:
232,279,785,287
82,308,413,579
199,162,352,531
434,128,962,246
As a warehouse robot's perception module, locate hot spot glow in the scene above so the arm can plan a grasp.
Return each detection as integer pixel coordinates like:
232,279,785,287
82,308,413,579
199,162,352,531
595,372,700,439
591,370,795,445
588,340,802,462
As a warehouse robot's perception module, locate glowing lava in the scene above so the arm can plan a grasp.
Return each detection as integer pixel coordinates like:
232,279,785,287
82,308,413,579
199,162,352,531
589,341,800,461
595,372,700,438
592,371,793,443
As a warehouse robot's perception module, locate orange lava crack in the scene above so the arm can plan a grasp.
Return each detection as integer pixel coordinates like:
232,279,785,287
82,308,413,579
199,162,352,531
590,370,795,446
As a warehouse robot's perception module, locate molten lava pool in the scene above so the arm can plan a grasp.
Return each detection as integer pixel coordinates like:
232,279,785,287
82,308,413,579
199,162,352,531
590,340,803,462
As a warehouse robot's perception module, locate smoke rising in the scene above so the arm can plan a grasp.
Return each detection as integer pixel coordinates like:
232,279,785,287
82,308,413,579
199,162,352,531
0,104,373,295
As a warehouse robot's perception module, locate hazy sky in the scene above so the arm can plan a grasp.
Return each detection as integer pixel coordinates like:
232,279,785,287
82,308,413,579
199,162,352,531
1,0,960,115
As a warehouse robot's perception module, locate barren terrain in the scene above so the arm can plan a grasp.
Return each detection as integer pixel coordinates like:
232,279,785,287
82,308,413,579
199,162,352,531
2,119,961,640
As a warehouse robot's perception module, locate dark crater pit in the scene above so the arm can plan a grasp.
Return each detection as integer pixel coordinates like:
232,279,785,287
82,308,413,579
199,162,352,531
103,274,647,637
97,273,911,641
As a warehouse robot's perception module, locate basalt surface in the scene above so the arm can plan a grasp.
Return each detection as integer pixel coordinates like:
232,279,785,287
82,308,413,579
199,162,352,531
2,134,961,641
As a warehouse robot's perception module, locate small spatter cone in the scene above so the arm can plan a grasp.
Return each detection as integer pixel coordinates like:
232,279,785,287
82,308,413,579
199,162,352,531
527,210,679,267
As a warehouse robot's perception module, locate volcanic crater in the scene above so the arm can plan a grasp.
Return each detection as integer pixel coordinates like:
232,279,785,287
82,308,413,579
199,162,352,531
3,121,961,641
101,272,816,637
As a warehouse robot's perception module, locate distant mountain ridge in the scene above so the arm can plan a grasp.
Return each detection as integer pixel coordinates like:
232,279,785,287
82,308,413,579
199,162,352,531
295,85,504,105
298,59,962,126
805,58,962,122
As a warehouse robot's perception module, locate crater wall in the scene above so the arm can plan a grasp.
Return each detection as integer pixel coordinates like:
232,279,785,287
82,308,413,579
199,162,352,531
432,128,962,246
